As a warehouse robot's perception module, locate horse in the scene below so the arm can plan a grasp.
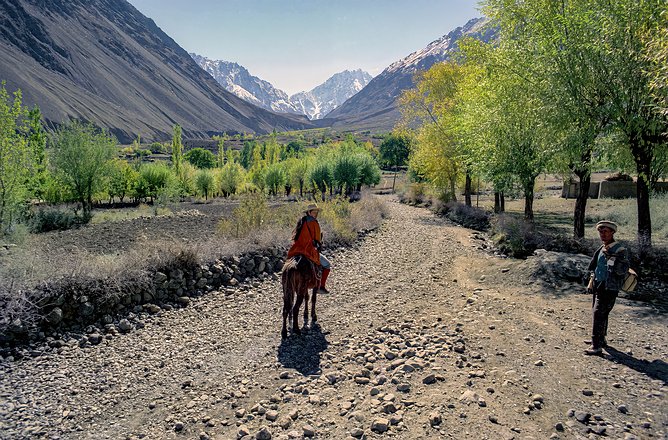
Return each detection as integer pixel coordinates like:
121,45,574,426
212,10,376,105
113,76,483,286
281,256,321,339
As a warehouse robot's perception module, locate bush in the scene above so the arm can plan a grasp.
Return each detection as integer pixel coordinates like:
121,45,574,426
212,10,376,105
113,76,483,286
27,207,80,233
491,214,537,258
399,182,429,206
436,202,490,231
218,193,271,238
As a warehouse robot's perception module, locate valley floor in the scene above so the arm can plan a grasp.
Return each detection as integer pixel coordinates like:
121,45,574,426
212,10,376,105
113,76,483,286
0,197,666,439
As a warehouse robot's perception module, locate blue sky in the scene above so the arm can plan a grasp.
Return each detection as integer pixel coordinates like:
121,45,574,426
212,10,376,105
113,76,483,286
127,0,482,95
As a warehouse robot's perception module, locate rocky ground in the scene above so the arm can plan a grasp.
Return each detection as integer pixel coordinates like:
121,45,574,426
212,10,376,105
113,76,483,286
0,197,666,440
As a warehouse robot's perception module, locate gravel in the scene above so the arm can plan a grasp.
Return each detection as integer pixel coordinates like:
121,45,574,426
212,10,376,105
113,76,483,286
0,197,666,439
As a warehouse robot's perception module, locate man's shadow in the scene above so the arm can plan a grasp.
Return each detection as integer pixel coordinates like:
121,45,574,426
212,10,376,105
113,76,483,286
277,323,329,376
605,346,668,384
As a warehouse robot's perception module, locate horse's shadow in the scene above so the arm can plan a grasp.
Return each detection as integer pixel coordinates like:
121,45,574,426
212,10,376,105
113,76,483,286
604,346,668,384
277,323,329,376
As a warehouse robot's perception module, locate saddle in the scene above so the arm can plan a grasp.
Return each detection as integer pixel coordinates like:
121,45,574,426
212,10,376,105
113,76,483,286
293,255,322,284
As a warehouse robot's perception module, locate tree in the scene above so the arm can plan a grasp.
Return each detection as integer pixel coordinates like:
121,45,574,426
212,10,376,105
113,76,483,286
379,133,411,192
51,121,116,219
171,124,183,175
218,161,245,197
332,154,361,195
26,106,47,201
106,158,138,203
138,162,174,202
213,134,227,168
309,162,333,201
0,84,31,233
264,163,287,196
356,153,382,191
195,169,215,200
601,0,668,252
184,147,216,169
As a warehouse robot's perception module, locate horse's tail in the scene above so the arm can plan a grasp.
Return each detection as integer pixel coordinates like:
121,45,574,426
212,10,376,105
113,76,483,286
282,257,298,317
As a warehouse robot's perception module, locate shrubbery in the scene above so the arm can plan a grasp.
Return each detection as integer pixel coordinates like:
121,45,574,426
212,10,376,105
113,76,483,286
27,207,81,233
436,202,490,231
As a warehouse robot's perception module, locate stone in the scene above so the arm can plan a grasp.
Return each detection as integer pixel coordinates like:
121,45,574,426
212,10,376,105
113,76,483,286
371,418,389,433
302,424,315,437
574,411,591,424
422,374,437,384
44,308,63,325
118,319,133,332
255,426,272,440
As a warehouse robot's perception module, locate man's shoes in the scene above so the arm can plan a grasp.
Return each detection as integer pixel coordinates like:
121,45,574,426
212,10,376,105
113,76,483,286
319,287,330,294
584,346,603,356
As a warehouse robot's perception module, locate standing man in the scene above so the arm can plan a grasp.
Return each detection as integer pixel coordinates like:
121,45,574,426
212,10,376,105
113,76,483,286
585,220,630,355
287,203,332,294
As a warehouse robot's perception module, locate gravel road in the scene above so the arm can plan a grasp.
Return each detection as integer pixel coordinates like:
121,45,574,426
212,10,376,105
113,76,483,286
1,198,666,439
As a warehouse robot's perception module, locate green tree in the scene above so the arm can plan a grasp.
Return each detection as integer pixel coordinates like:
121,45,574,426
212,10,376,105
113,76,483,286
138,162,174,202
333,154,361,195
264,162,287,196
171,124,183,175
356,153,382,191
379,133,411,192
240,140,256,169
26,106,47,201
309,162,334,201
0,84,31,233
217,161,245,197
106,158,138,203
213,134,227,168
51,121,116,219
184,147,216,169
195,169,215,200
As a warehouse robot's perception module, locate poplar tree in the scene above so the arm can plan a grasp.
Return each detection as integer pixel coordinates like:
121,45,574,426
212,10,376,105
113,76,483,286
0,84,31,233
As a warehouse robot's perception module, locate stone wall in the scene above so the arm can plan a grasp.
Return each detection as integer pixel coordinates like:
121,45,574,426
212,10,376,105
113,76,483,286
1,246,288,346
562,180,668,199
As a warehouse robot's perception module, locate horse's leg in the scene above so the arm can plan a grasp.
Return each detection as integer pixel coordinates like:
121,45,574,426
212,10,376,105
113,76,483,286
282,284,292,339
303,287,310,329
292,287,304,335
311,286,318,323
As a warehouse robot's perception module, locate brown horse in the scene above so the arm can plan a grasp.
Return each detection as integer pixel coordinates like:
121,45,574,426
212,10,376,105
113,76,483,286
281,256,321,339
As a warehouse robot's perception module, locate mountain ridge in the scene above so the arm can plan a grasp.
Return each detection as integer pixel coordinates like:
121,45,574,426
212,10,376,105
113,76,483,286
190,53,372,121
326,17,497,131
0,0,311,142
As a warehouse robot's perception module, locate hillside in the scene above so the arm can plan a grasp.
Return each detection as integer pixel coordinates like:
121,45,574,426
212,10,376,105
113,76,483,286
325,17,497,132
0,0,312,143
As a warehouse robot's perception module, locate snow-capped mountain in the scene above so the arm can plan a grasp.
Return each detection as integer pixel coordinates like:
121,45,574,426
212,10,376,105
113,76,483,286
190,54,297,114
290,69,373,119
326,17,496,130
190,54,372,120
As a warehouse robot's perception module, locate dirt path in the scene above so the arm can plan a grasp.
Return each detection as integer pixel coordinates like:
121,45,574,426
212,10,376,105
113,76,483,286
0,198,666,439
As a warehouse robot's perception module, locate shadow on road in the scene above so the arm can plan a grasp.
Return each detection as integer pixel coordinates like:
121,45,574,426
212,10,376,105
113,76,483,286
277,323,329,376
605,346,668,384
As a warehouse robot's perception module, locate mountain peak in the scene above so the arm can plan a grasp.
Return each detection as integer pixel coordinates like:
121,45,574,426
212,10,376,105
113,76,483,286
191,54,372,120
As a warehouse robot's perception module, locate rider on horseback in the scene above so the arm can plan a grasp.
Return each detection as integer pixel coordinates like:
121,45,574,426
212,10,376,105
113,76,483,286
287,203,331,294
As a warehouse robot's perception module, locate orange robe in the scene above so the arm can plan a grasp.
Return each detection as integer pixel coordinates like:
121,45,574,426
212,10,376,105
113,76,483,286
287,216,321,265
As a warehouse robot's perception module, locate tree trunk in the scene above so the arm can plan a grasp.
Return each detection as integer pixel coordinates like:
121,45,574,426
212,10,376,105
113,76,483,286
627,133,654,256
450,176,457,202
524,180,535,221
392,165,397,193
494,191,501,213
634,148,653,255
500,191,505,212
573,170,591,240
464,171,472,206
